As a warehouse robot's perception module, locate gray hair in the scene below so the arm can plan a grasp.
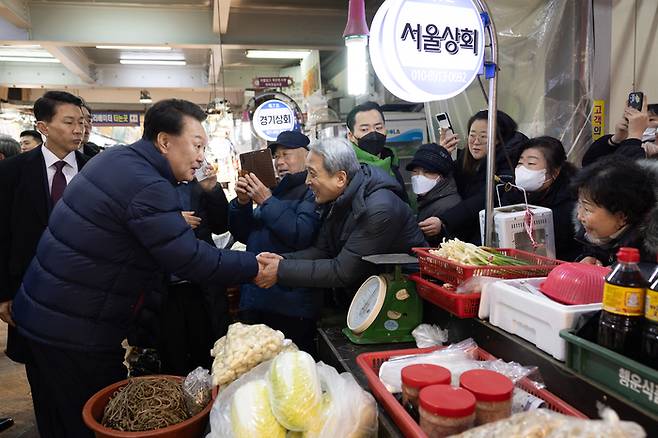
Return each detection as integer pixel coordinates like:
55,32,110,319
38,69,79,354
0,135,20,159
310,137,360,180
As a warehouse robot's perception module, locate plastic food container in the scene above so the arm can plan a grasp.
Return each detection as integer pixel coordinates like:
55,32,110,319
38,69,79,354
459,369,514,425
401,364,451,408
418,385,476,437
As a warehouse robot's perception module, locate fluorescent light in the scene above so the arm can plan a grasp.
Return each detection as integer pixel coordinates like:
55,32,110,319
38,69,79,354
120,53,185,61
0,49,53,58
0,44,41,49
245,50,310,59
96,45,172,51
0,56,60,63
345,36,368,96
120,59,186,66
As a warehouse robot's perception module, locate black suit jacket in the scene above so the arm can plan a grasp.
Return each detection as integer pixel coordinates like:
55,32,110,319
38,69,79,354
0,145,88,302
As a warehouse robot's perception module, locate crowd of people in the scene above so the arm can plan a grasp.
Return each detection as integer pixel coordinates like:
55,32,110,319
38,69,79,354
0,91,656,437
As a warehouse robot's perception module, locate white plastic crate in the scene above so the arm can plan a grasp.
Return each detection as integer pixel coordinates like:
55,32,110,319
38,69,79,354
479,204,555,259
483,278,601,361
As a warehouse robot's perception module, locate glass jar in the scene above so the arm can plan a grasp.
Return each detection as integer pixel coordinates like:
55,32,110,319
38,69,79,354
401,364,451,408
459,369,513,425
418,385,476,438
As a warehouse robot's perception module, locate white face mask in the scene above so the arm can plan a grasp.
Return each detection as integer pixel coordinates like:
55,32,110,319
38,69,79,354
514,166,547,192
642,127,657,142
411,174,440,195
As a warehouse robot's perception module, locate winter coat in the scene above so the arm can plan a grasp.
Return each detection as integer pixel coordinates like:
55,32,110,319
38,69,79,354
582,134,647,167
228,171,322,319
12,139,258,353
277,164,427,301
440,132,527,244
501,169,580,261
416,176,462,246
573,160,658,266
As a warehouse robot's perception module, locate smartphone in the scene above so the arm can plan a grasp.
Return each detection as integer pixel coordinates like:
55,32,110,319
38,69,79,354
239,149,277,188
628,92,644,111
435,112,453,134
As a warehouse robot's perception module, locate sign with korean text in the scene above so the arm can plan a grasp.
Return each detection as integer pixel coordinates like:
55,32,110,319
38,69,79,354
370,0,485,102
252,99,295,141
92,111,140,127
252,77,294,88
592,100,605,140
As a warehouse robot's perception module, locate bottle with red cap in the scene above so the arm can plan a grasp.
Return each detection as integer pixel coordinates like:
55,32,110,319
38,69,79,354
459,369,514,425
597,247,647,357
641,256,658,366
418,385,476,438
401,364,451,409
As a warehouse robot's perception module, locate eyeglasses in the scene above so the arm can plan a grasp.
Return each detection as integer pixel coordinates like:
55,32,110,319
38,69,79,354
468,134,488,144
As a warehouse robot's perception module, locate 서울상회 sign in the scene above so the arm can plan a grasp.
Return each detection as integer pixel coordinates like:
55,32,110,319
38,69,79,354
370,0,486,102
252,99,296,142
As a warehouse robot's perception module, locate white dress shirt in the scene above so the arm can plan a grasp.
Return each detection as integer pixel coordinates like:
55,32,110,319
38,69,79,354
42,144,79,195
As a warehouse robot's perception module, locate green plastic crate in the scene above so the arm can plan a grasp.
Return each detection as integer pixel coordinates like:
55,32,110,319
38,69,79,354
560,329,658,415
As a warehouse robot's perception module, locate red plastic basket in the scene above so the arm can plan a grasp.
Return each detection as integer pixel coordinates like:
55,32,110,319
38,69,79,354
410,273,480,318
356,346,586,438
413,247,562,285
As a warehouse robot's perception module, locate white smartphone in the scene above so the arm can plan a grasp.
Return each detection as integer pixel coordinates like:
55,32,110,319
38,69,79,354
435,112,453,134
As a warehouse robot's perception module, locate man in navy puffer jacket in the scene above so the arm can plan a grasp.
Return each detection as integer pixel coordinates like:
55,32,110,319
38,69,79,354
228,131,321,354
11,99,262,437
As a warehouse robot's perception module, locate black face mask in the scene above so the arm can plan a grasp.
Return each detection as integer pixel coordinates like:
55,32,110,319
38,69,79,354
356,131,387,156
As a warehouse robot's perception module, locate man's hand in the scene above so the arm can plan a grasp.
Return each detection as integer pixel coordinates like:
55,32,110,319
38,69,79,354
254,252,282,288
235,176,252,205
244,173,272,205
419,216,443,237
198,168,218,192
439,128,459,154
181,211,201,229
0,300,15,327
580,256,603,266
610,113,629,144
627,99,649,140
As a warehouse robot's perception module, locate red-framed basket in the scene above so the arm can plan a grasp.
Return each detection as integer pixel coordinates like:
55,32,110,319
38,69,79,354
413,247,562,285
409,273,480,318
356,346,586,438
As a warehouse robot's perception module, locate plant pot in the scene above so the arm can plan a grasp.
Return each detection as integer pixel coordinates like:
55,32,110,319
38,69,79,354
82,375,214,438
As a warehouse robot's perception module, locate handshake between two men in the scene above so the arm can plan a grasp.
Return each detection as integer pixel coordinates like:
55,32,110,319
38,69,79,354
254,252,282,289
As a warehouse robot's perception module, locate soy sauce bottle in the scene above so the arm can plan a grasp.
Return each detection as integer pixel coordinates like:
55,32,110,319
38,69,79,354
641,258,658,367
597,247,646,358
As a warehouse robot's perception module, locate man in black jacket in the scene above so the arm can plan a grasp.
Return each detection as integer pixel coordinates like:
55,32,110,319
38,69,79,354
0,91,88,364
256,137,426,306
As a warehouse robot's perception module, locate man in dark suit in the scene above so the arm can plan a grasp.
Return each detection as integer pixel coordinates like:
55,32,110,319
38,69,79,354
0,91,87,367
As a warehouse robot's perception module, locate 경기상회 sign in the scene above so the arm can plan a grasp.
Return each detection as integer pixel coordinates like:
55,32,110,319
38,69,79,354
252,99,296,142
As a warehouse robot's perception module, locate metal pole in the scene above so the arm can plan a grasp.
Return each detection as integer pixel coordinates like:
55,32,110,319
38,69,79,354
474,0,498,247
424,102,437,143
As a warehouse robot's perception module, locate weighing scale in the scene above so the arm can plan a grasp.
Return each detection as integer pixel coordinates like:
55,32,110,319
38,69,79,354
343,254,423,344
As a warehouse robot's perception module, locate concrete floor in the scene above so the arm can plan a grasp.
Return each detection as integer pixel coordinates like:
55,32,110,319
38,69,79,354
0,323,38,438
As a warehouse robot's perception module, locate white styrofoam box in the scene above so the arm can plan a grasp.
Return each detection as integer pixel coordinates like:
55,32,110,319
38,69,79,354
485,278,601,361
479,204,555,259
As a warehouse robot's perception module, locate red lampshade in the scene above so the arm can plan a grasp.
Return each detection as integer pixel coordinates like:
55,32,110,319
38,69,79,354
343,0,370,38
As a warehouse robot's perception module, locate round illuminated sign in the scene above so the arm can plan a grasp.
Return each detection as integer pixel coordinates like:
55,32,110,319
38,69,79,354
252,99,296,142
370,0,486,102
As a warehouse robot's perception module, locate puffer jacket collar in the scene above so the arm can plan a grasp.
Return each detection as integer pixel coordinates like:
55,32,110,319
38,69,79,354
130,139,178,185
272,170,308,197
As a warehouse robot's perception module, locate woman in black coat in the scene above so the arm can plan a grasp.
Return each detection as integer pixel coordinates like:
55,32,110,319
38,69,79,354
501,136,580,261
437,110,526,244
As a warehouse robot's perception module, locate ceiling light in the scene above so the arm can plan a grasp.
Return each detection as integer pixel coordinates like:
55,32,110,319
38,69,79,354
0,44,41,49
139,90,152,104
120,53,185,61
97,45,172,51
245,50,310,59
0,56,60,63
0,49,53,58
120,59,186,66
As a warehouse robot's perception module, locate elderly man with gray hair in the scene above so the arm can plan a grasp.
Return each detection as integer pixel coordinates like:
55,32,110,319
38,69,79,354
257,137,426,308
0,135,20,160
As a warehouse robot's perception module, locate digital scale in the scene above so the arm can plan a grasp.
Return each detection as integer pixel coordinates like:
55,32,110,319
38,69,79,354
343,254,423,344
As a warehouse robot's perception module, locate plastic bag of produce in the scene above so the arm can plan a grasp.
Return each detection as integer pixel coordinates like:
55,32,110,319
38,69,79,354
267,351,322,431
231,380,286,438
182,366,212,416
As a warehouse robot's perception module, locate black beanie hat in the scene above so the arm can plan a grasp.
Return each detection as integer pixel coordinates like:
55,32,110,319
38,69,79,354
406,143,454,176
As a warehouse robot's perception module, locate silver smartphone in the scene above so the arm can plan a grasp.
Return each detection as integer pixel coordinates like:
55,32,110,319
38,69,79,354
435,112,453,134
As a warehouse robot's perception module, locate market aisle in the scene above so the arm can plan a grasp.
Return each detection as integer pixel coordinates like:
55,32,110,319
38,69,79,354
0,324,38,438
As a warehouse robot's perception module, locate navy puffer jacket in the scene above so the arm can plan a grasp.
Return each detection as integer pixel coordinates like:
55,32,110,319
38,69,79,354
12,139,258,352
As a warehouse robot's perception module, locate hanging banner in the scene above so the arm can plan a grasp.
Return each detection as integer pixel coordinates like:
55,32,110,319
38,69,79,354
92,111,140,127
252,99,296,142
370,0,485,102
592,100,605,140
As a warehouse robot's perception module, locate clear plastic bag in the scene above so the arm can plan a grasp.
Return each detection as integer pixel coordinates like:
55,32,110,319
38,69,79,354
182,367,212,416
412,323,448,348
451,408,645,437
